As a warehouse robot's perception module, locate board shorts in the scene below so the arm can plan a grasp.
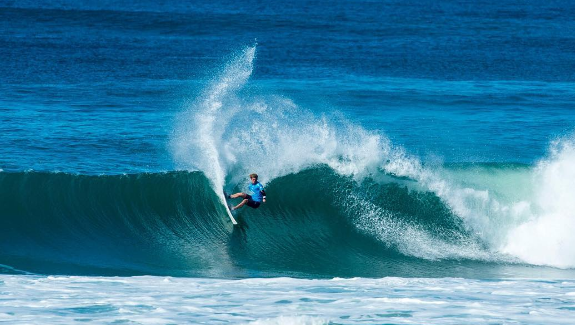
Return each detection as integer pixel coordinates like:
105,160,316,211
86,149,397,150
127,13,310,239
246,195,261,209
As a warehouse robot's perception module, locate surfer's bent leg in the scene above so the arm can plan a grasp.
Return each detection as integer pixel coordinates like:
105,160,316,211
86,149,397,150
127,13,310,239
233,199,249,210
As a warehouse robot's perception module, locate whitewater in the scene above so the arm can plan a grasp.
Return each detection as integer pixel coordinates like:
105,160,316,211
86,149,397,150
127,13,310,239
1,276,574,324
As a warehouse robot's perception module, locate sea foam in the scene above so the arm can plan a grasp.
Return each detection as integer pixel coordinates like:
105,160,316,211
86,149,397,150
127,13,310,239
1,275,574,324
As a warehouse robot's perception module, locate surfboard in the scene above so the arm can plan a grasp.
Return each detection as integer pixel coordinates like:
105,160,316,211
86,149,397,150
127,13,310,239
223,191,238,225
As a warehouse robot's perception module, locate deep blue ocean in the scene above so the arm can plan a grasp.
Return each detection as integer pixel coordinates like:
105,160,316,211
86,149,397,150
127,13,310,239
2,1,575,324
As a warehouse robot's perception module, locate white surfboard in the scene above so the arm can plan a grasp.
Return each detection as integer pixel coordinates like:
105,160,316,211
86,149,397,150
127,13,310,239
223,191,238,225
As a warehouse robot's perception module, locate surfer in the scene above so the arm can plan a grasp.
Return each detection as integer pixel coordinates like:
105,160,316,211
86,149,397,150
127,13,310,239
228,173,266,210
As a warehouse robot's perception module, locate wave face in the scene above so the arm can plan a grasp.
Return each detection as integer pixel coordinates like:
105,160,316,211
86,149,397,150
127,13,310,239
0,171,231,276
0,167,511,278
0,162,573,278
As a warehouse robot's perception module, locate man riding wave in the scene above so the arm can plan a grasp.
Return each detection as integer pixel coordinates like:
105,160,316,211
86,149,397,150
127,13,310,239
228,173,266,210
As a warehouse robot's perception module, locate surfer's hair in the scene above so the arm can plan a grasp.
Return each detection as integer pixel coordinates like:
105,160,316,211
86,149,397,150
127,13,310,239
249,173,258,180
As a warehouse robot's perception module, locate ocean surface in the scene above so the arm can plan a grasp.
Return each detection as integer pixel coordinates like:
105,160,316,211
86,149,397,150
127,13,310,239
2,0,575,323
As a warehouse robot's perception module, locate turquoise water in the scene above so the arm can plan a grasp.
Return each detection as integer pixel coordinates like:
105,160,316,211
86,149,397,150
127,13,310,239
2,0,575,323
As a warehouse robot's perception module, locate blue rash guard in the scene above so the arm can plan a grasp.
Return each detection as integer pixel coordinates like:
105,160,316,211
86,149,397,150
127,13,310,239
248,182,265,202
